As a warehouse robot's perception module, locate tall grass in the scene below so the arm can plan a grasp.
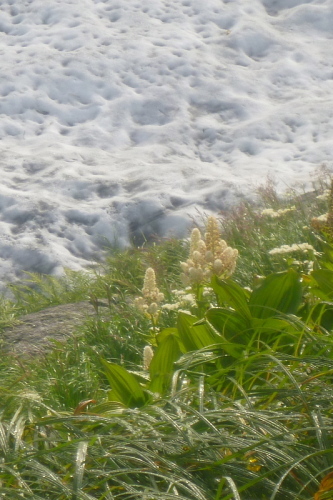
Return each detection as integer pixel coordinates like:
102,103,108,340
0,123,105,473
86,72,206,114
0,175,332,499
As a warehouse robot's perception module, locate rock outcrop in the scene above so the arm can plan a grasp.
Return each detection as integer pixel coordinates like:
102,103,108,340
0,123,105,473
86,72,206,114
1,301,101,356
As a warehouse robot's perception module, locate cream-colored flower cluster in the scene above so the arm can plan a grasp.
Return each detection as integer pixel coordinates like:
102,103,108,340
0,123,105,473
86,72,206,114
180,216,238,285
268,243,318,256
291,259,314,274
261,206,296,218
134,267,164,321
316,189,330,201
162,289,196,312
312,213,329,222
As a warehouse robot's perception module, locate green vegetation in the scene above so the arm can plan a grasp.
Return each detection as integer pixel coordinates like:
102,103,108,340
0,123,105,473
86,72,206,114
1,174,333,499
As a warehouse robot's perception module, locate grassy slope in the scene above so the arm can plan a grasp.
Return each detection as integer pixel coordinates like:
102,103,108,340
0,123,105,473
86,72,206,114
0,174,332,499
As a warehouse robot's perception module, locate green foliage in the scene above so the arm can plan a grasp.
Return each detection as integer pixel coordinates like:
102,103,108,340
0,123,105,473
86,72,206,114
8,268,95,314
102,359,149,408
149,332,181,394
177,311,220,352
248,269,302,319
1,178,333,498
211,275,251,318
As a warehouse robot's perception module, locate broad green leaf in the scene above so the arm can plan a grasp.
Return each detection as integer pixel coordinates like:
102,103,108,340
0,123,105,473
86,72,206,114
101,360,147,408
206,308,251,357
156,328,186,353
149,334,181,394
303,274,331,301
155,328,179,345
311,269,333,300
177,312,220,352
211,276,251,319
251,316,298,335
251,317,303,352
206,308,251,343
249,269,302,319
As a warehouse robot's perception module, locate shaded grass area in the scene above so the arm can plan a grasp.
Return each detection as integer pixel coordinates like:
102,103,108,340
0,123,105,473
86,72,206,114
0,174,332,499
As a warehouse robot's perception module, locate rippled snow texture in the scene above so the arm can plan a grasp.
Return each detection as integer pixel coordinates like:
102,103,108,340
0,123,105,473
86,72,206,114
0,0,332,285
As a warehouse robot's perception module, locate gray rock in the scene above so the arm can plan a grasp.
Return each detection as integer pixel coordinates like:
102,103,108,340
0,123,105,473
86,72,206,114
1,301,103,356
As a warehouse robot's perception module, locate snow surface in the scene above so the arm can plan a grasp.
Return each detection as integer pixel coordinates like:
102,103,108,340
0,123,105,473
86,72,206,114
0,0,332,286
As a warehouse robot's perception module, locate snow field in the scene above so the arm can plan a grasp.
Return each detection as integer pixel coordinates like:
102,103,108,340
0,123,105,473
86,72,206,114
0,0,332,285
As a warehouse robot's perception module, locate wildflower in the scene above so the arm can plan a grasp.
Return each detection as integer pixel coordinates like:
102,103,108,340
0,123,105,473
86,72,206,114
162,302,181,311
291,259,314,273
134,268,164,323
312,179,333,242
306,260,314,272
142,268,164,303
205,216,221,257
143,345,154,370
316,189,330,200
216,246,238,277
268,243,318,256
135,296,145,309
205,216,238,279
181,217,238,285
162,291,196,311
311,213,329,233
245,454,262,473
180,227,207,285
189,228,205,259
147,302,159,315
314,213,329,222
179,292,196,304
261,206,296,218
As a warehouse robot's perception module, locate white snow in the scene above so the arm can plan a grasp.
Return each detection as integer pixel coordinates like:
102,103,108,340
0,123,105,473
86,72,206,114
0,0,332,286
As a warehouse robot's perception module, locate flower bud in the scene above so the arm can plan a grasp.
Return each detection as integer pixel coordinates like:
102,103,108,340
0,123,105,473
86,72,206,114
192,250,202,263
134,296,145,311
147,302,159,315
205,250,214,262
190,228,202,256
189,267,204,283
198,240,206,252
213,258,224,275
143,345,154,370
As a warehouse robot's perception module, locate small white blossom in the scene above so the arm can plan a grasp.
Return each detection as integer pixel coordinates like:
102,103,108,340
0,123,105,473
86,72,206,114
316,190,330,200
313,213,328,222
162,290,197,312
205,250,214,262
261,206,296,218
269,243,319,256
212,258,224,275
162,302,181,311
181,293,196,305
188,266,204,283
